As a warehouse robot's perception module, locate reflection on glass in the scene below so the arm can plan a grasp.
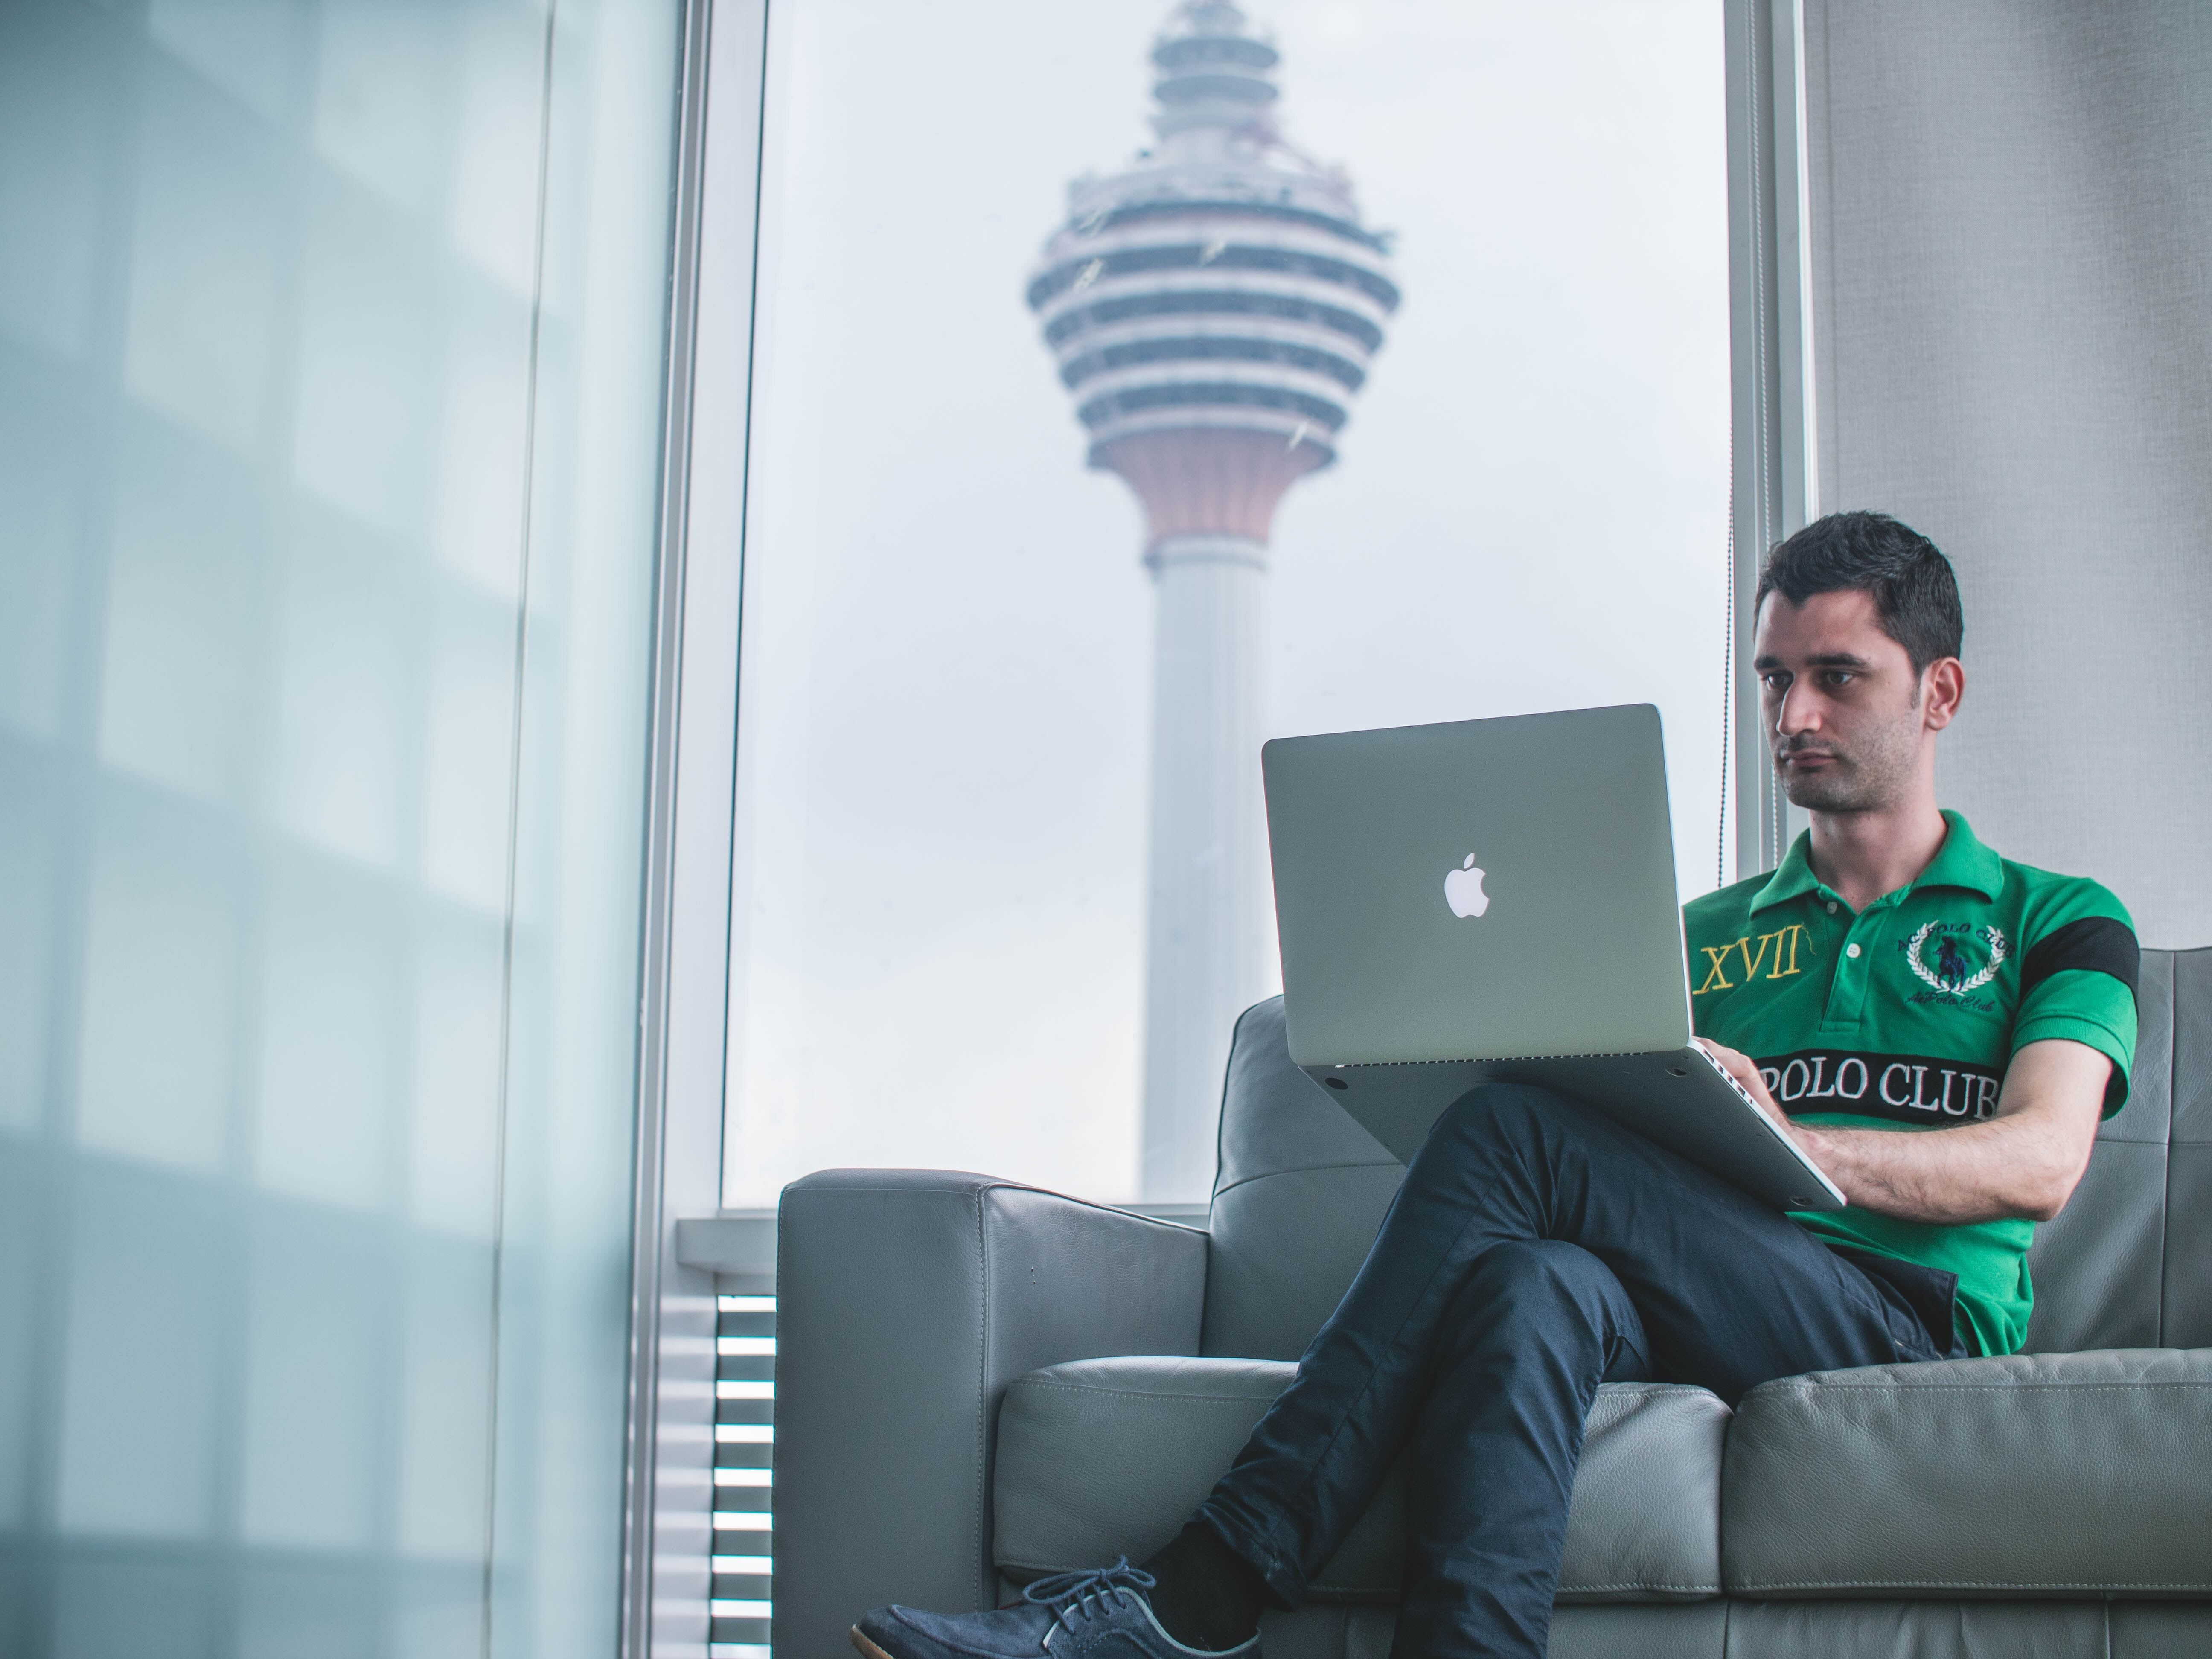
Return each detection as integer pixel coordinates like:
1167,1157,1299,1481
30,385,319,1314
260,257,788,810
725,0,1730,1208
0,1,682,1653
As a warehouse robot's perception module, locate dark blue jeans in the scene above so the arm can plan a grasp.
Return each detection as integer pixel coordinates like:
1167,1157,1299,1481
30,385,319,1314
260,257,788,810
1195,1083,1961,1659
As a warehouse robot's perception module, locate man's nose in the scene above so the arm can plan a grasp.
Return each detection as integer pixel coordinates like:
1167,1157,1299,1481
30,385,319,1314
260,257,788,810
1774,680,1818,736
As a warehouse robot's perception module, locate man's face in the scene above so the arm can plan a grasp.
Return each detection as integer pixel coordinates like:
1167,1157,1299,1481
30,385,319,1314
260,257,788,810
1752,589,1953,813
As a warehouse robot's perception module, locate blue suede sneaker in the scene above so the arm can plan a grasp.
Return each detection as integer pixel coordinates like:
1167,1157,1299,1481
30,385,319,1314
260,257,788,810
851,1560,1260,1659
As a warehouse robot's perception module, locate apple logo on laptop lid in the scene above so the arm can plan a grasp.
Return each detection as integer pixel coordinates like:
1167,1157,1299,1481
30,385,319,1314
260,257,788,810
1445,853,1490,919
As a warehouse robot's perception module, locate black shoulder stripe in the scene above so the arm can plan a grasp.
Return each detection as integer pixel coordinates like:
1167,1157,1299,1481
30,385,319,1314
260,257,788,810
2022,915,2139,1004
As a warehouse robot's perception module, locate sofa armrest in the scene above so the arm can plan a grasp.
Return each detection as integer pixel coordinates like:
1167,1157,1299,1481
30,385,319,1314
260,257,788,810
771,1170,1210,1659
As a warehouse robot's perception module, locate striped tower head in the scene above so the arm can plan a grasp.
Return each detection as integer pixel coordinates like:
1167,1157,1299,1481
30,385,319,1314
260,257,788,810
1027,0,1399,553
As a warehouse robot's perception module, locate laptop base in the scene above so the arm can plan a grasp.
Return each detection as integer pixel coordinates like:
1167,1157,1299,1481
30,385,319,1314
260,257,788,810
1303,1047,1848,1213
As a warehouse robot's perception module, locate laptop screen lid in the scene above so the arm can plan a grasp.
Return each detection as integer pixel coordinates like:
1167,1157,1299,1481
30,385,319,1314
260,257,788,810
1263,704,1694,1068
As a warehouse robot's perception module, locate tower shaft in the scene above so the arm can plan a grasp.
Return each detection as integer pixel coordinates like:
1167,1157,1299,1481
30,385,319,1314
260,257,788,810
1140,534,1272,1199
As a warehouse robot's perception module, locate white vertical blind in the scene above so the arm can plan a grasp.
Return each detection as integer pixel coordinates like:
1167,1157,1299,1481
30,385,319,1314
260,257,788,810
711,1293,775,1659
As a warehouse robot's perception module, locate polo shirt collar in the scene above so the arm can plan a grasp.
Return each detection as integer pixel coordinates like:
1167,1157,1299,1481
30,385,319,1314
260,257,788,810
1748,833,1822,914
1747,809,2002,914
1916,809,2004,899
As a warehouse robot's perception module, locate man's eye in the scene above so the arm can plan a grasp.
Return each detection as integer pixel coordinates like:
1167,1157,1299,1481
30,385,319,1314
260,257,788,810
1823,671,1854,687
1761,673,1789,691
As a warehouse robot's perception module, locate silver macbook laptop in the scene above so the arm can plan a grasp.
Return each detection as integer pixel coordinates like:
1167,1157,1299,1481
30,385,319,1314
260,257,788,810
1262,704,1845,1212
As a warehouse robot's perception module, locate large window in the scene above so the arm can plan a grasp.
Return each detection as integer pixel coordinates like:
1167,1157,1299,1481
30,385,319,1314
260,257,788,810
722,0,1731,1208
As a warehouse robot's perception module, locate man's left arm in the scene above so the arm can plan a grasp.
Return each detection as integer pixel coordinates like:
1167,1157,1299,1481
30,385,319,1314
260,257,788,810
1699,1037,2109,1225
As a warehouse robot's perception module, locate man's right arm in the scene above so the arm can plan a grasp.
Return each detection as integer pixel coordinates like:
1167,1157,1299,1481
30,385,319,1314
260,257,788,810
1696,1036,2107,1225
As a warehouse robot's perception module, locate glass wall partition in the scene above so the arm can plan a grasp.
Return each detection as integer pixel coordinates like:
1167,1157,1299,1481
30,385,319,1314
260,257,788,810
0,1,690,1654
722,0,1735,1209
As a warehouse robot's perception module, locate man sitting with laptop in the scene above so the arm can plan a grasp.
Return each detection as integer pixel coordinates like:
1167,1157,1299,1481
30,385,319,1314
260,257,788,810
852,512,2139,1659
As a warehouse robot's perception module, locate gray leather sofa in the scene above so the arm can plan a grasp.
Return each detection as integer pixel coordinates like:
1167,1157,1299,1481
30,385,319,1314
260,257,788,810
774,948,2212,1658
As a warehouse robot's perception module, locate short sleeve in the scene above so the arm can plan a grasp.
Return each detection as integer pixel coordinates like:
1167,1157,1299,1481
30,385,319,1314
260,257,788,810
2010,894,2139,1117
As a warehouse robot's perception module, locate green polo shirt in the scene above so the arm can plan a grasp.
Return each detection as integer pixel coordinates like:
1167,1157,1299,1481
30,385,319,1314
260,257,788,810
1684,811,2138,1356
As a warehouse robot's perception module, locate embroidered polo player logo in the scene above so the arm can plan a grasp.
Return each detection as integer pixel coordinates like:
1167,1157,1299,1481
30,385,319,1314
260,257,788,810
1905,922,2007,995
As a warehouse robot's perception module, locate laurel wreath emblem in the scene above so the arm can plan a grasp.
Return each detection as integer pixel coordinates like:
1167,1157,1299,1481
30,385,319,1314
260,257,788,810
1906,921,2008,995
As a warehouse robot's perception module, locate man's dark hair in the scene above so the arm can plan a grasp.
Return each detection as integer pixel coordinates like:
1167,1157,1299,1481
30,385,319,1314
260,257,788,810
1755,510,1964,673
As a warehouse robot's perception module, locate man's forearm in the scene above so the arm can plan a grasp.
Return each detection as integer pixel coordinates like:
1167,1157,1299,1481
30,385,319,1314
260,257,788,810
1699,1035,2110,1226
1796,1114,2083,1225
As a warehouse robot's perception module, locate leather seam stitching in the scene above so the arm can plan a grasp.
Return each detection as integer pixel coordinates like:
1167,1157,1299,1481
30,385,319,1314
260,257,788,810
2161,949,2176,1347
803,1180,1203,1230
1008,1380,1714,1406
1728,1580,2212,1593
975,1190,990,1611
992,1561,1722,1598
1749,1380,2212,1395
1213,1160,1404,1201
1010,1384,1286,1404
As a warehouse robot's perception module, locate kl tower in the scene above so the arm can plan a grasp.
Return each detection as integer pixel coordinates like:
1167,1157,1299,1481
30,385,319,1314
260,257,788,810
1028,0,1398,1198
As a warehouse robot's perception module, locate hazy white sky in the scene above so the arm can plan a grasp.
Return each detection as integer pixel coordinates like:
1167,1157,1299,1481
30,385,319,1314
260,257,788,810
722,0,1732,1207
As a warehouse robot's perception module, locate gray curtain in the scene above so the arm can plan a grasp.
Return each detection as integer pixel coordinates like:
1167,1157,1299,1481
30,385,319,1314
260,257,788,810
1801,0,2212,948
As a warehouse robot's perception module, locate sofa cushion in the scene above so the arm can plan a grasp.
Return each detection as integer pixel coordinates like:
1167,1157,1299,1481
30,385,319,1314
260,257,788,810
1722,1348,2212,1597
992,1357,1728,1603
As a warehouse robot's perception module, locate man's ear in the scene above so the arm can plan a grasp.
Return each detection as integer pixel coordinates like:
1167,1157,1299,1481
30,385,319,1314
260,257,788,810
1922,656,1965,731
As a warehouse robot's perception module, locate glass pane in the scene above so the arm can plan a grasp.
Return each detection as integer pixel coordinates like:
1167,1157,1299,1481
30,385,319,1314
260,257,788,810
0,0,684,1651
0,2,536,1639
725,0,1731,1207
486,0,687,1653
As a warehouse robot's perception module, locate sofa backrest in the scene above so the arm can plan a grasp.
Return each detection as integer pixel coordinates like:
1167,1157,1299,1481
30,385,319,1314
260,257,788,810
1202,949,2209,1361
2026,946,2211,1350
1201,998,1402,1359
